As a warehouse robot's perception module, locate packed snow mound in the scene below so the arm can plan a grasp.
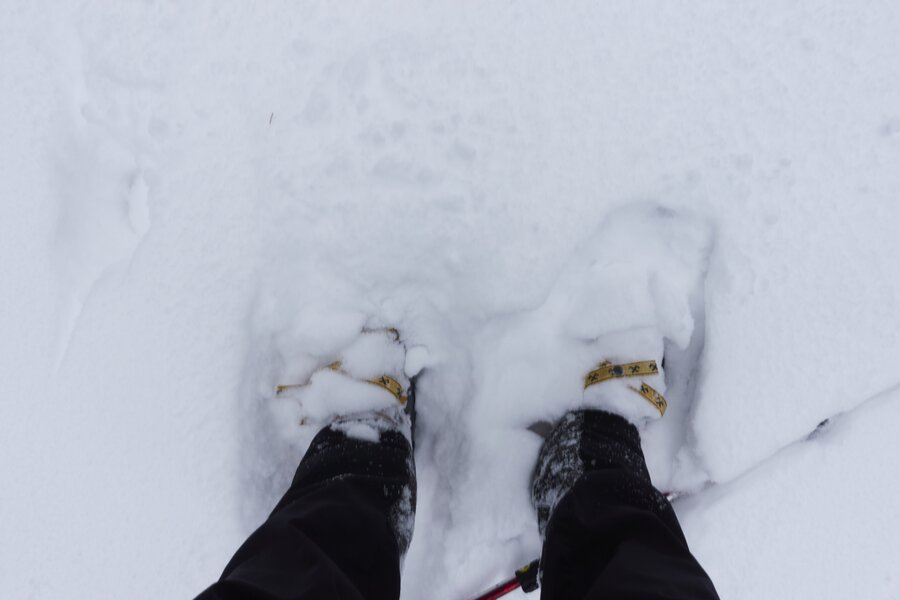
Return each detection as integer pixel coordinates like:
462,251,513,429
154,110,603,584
463,204,712,437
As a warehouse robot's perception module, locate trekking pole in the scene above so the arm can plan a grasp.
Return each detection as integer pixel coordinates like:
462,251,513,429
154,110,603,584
470,559,540,600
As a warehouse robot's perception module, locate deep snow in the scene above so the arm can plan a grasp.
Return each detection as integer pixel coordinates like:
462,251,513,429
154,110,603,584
2,2,900,599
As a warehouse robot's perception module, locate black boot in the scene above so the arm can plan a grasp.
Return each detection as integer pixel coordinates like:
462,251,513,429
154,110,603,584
531,409,719,600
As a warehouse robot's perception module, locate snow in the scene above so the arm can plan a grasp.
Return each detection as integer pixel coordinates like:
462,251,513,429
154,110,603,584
2,1,900,599
679,384,900,599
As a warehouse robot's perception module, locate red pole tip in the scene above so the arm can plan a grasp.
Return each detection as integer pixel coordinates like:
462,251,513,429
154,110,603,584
471,577,521,600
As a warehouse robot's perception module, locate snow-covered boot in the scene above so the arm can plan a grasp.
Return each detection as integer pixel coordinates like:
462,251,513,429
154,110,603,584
531,335,667,537
275,327,415,442
274,327,417,555
529,206,712,532
531,285,675,539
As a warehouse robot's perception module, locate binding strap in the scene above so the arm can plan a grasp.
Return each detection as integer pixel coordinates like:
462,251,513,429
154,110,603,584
584,360,667,417
276,360,407,405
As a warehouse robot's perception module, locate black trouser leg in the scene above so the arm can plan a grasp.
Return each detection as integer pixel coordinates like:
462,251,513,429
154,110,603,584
537,411,719,600
197,424,415,600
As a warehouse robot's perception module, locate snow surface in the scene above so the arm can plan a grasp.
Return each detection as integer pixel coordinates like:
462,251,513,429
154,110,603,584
2,1,900,599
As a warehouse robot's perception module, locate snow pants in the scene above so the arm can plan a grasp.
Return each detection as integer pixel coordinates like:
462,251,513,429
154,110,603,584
197,412,719,600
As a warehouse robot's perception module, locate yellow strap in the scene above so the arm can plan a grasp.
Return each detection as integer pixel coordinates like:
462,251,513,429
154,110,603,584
275,360,406,405
584,360,666,417
584,360,659,387
368,374,407,405
630,382,667,417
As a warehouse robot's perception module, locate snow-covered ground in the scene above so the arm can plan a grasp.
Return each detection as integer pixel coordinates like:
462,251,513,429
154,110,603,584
3,2,900,598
